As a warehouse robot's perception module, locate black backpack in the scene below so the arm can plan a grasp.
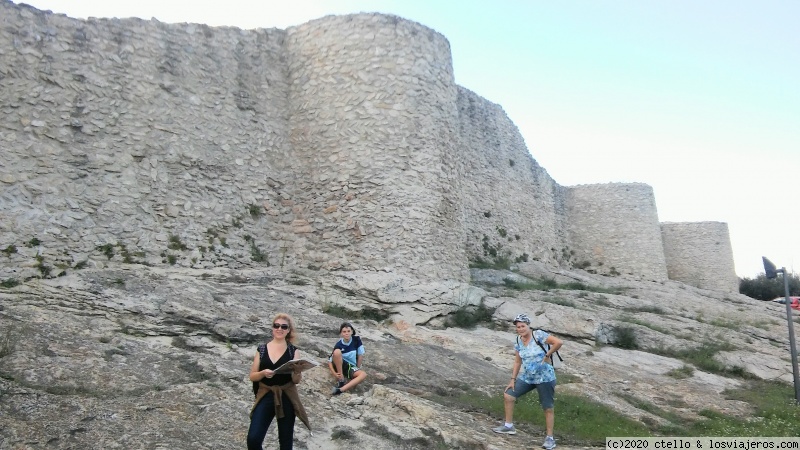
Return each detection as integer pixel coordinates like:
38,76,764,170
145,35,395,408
252,343,296,396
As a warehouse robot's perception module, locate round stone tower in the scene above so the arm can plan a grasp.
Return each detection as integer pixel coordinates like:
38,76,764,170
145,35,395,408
283,14,467,279
566,183,668,281
661,221,738,292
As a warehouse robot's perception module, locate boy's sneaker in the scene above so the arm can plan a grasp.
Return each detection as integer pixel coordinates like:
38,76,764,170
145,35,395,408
543,436,556,449
331,386,343,396
336,380,347,389
492,424,516,435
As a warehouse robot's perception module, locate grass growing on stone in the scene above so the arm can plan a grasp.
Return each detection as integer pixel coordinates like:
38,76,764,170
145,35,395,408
620,305,666,315
617,315,672,335
430,379,800,445
469,257,512,270
501,277,625,295
1,278,20,288
446,302,496,329
648,340,756,379
321,303,391,322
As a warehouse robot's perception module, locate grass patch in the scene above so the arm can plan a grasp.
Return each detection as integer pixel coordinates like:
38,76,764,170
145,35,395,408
500,277,625,295
322,303,391,322
446,302,496,329
469,257,511,270
430,379,800,443
649,341,756,379
168,234,187,251
612,325,639,349
248,204,263,218
594,296,612,307
666,365,695,379
2,244,17,255
431,388,651,446
617,315,671,335
540,296,577,308
250,242,268,263
1,278,20,288
620,305,666,315
710,318,742,331
97,243,115,259
34,254,52,278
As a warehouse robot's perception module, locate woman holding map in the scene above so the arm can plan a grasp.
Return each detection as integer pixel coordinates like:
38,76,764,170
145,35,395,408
247,313,311,450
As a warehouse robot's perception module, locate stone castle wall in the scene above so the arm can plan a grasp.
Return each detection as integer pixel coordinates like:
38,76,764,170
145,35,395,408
661,222,738,292
0,1,738,290
566,183,669,281
455,87,569,266
282,15,467,278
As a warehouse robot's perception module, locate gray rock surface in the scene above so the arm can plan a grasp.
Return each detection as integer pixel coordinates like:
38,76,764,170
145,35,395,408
0,264,791,449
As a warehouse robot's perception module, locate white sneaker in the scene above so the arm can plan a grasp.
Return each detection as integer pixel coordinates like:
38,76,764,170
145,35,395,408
492,424,516,435
543,435,556,449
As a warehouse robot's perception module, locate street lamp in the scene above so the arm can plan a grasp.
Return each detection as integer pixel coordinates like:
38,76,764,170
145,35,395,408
763,256,800,404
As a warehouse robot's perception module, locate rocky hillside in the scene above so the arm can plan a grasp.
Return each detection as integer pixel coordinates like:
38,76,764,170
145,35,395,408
0,262,791,449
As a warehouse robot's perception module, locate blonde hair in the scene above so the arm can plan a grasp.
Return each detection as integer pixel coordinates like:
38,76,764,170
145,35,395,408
272,313,297,344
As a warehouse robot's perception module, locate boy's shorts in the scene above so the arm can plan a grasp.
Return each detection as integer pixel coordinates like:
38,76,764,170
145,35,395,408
342,361,360,379
504,379,556,409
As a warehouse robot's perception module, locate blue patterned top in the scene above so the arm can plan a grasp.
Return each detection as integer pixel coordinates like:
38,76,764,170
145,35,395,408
514,330,556,384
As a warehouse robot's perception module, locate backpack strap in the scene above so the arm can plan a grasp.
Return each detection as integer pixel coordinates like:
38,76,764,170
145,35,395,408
533,331,563,362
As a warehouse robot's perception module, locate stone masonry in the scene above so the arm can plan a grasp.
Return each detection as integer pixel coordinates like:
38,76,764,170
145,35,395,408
0,1,738,290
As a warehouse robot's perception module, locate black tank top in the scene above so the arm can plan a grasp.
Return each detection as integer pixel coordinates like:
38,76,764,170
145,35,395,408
258,344,293,386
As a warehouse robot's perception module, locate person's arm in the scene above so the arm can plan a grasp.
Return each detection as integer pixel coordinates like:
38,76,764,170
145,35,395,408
543,335,563,362
248,352,274,382
356,339,365,368
506,351,522,391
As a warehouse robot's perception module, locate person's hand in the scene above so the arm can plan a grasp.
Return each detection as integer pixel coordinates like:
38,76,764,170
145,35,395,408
543,355,551,363
335,371,343,380
261,369,275,378
505,380,515,392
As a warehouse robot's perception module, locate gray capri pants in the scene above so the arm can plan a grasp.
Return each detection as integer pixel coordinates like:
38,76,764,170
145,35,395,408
504,378,556,409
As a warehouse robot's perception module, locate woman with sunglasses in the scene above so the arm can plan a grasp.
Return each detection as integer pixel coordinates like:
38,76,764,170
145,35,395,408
247,313,310,450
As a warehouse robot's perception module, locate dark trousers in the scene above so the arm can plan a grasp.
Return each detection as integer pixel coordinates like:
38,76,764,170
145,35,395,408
247,391,296,450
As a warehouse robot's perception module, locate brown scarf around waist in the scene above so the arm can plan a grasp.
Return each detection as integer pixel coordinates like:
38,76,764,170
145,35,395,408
251,381,311,431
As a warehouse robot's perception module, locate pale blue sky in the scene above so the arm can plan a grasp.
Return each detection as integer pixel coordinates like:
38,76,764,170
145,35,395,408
16,0,800,278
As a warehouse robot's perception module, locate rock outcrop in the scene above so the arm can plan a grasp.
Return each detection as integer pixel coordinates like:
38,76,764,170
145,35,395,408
0,263,790,449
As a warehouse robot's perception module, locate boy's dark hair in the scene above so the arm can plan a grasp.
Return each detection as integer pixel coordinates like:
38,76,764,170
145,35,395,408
339,322,356,334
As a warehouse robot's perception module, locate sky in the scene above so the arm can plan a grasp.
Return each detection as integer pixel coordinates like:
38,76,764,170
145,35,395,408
16,0,800,279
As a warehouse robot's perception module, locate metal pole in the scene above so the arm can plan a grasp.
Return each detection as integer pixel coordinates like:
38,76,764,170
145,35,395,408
781,267,800,404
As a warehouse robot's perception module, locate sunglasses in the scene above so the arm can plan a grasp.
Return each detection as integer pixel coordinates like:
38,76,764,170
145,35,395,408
272,323,290,330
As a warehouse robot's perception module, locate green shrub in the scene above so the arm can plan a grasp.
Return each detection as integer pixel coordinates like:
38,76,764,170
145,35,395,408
97,243,115,259
322,303,391,322
2,244,17,255
621,305,666,315
1,278,20,288
446,302,496,329
666,365,695,379
167,254,177,265
73,260,88,270
168,234,187,251
26,237,41,247
469,257,511,270
613,325,639,349
250,242,268,263
248,204,263,217
740,272,800,300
